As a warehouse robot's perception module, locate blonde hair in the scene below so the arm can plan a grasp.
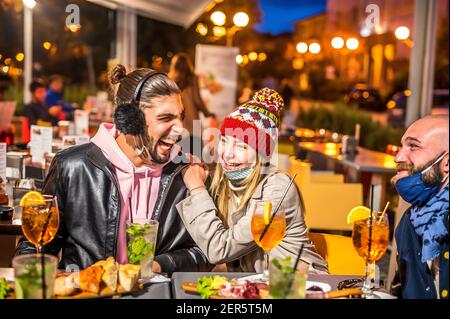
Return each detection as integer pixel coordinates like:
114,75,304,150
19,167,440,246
210,158,308,228
210,156,266,227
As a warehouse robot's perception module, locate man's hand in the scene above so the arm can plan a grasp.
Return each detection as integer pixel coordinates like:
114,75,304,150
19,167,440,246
152,261,161,273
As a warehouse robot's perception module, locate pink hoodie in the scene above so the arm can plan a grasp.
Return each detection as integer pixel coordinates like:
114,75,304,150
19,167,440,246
91,123,181,263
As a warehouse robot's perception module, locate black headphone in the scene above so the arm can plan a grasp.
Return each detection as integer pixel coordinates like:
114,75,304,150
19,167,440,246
113,70,166,136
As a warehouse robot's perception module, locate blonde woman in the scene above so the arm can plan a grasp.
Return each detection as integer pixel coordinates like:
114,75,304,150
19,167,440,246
176,88,328,274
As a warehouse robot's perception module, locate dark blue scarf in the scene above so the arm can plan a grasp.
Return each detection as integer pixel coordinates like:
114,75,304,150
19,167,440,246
410,185,449,263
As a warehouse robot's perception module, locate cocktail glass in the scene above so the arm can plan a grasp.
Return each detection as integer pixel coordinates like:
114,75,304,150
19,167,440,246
21,195,59,253
352,212,389,299
126,219,158,281
12,254,58,299
251,201,286,282
269,257,309,299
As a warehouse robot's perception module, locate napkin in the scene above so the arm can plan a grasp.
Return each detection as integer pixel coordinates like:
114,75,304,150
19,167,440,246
139,274,171,284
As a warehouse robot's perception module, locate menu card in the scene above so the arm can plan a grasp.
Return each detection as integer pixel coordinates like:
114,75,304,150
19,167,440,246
30,125,53,165
0,143,6,181
74,110,89,136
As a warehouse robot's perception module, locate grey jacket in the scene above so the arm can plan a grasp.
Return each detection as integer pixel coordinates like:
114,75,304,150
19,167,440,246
176,172,328,274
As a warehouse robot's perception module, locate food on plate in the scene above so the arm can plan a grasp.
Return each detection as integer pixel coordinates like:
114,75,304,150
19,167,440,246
54,273,77,296
195,275,268,299
52,257,140,297
97,257,119,291
79,265,104,294
118,264,140,292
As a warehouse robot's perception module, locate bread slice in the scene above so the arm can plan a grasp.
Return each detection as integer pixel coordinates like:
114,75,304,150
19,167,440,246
118,264,140,292
54,274,77,296
101,257,118,292
79,265,104,294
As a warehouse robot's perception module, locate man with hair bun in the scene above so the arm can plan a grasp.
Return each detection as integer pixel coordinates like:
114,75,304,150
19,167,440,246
16,65,213,276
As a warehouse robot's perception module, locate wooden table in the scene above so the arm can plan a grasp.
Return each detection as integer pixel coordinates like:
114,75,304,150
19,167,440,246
0,220,22,236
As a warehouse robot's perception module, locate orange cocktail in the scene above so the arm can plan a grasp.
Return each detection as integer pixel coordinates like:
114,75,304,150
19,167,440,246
351,211,389,298
251,201,286,282
352,218,389,263
20,194,60,252
251,215,286,251
21,205,59,249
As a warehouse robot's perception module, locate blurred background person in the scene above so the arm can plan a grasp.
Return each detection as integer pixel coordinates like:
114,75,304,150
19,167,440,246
45,75,77,121
23,79,61,127
278,78,297,136
169,53,215,157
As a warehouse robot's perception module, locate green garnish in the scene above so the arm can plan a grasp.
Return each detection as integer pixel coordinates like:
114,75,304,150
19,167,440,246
126,223,151,237
126,223,155,265
270,257,295,299
197,276,228,299
0,277,12,299
272,256,294,273
14,260,53,299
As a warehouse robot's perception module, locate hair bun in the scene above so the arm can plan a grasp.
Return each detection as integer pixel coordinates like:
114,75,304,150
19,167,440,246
110,64,127,85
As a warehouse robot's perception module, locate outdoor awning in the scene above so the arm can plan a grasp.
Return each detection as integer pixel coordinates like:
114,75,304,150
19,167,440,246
87,0,213,28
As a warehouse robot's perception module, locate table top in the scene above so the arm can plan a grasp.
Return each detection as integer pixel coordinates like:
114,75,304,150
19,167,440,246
298,142,397,174
0,268,171,299
171,272,362,299
0,220,22,236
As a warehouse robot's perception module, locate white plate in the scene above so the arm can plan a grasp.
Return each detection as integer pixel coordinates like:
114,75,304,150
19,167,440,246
306,281,331,293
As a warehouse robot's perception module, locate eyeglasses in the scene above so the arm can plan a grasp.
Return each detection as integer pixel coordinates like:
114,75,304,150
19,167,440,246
337,277,365,290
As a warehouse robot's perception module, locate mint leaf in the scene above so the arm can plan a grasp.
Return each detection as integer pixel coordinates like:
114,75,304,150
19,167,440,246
0,277,12,299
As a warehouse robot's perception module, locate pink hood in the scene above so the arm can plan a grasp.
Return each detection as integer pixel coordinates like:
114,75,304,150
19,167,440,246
91,123,181,263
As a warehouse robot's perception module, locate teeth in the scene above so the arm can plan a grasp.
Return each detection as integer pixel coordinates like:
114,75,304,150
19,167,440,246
158,143,171,151
160,138,176,145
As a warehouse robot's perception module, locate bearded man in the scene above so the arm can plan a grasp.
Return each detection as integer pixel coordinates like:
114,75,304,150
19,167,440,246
391,115,449,299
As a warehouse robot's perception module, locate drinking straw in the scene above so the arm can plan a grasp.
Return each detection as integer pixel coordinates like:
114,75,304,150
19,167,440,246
287,244,304,296
39,198,54,300
378,201,390,225
367,185,374,267
258,173,297,242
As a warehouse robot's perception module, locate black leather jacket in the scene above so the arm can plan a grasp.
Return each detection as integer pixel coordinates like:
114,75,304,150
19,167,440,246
16,143,213,275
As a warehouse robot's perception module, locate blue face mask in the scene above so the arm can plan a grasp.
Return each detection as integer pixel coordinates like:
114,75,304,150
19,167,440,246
221,164,253,182
395,152,449,207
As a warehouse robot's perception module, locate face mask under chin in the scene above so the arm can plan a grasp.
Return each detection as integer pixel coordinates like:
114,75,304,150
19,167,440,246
394,152,448,206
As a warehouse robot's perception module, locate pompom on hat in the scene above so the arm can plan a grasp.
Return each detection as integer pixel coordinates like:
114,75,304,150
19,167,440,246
220,87,284,158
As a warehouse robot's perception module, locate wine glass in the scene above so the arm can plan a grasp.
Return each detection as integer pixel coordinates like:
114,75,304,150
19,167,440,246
352,212,389,299
251,201,286,282
20,194,59,299
21,195,60,253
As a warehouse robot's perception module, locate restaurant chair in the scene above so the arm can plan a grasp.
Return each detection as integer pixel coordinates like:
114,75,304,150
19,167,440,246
290,157,363,231
308,232,366,276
